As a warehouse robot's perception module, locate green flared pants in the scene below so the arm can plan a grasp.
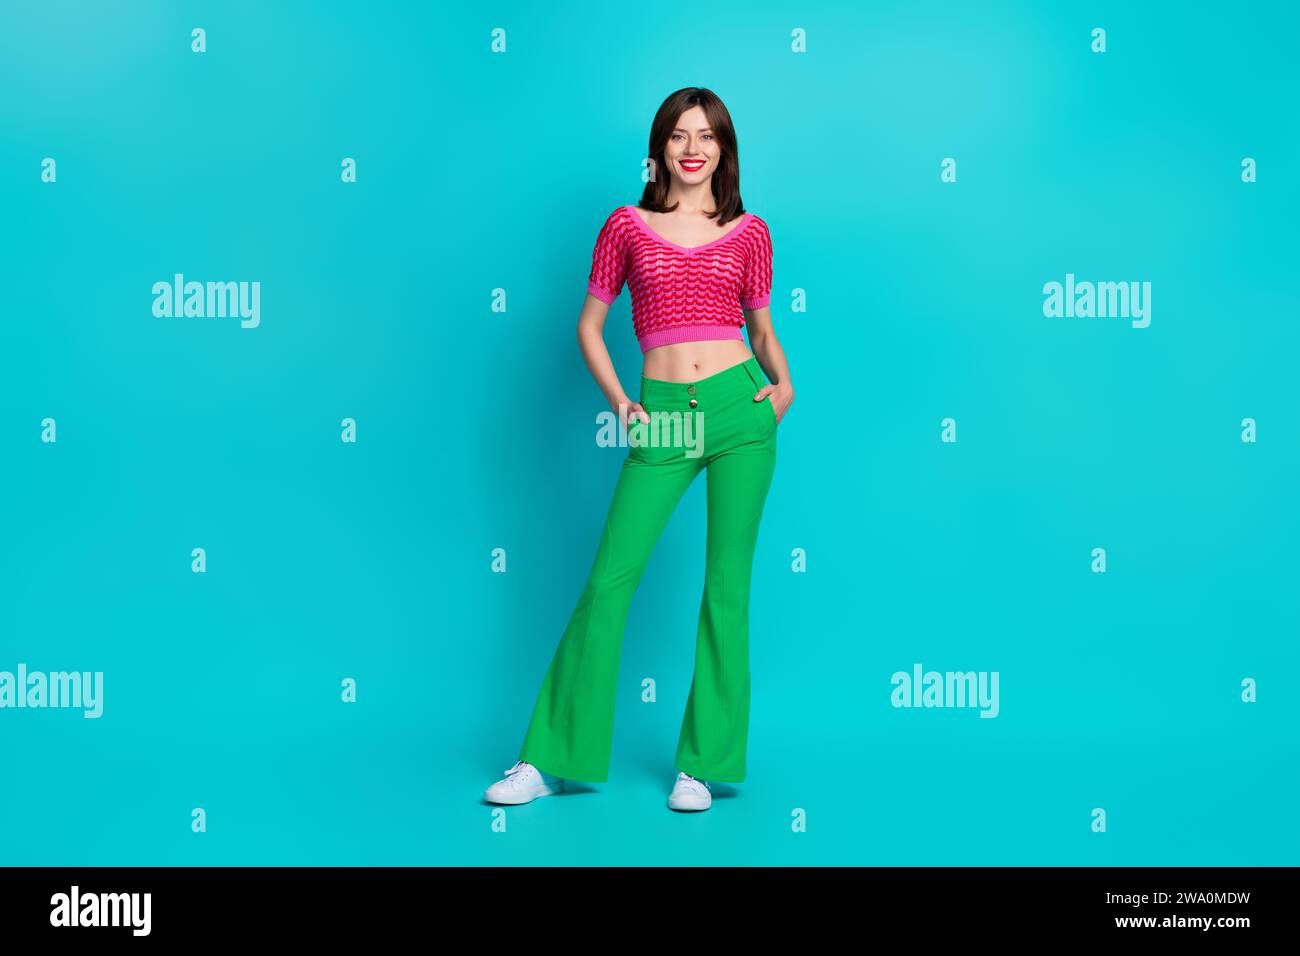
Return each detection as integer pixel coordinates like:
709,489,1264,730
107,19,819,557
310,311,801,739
518,356,777,783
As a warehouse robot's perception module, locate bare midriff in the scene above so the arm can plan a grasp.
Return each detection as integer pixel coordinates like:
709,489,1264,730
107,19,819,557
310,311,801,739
641,338,755,383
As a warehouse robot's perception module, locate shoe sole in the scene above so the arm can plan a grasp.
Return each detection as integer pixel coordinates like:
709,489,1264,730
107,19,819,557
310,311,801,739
668,796,711,811
484,780,564,805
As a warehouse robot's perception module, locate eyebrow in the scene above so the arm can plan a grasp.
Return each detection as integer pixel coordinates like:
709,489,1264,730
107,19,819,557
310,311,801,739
674,127,714,133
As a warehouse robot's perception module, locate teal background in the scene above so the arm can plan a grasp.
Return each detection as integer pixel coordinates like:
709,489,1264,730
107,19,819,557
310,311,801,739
2,0,1297,866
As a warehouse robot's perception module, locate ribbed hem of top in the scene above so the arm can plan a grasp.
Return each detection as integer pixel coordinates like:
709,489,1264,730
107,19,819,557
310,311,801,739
637,323,745,352
586,281,618,305
739,293,770,310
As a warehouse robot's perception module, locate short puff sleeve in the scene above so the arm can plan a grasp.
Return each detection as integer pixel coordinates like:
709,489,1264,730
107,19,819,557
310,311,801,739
586,208,629,304
738,215,773,310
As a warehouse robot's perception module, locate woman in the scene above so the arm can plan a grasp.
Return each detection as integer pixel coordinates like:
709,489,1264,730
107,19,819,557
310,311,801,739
485,87,794,812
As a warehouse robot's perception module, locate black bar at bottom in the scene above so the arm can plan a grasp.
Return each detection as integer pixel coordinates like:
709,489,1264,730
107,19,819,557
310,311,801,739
0,865,1291,941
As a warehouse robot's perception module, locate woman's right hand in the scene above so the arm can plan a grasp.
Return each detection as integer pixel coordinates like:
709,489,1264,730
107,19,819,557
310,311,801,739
619,400,650,428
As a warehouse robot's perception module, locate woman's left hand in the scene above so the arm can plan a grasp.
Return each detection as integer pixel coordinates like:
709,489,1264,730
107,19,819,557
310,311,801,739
754,382,794,424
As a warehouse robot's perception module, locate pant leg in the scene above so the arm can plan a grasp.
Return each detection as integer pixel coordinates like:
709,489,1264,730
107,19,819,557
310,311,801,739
674,402,776,783
518,446,702,782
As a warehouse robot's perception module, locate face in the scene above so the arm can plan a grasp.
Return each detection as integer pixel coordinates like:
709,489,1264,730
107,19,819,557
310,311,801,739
663,105,720,186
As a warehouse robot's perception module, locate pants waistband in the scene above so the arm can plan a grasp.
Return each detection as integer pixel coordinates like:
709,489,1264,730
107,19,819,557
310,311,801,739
639,356,767,411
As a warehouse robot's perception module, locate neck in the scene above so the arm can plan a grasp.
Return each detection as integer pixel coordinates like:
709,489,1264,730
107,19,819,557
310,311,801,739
665,179,716,215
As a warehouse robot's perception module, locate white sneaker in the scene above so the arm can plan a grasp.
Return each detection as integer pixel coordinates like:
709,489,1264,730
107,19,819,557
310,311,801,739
484,760,565,805
668,771,712,811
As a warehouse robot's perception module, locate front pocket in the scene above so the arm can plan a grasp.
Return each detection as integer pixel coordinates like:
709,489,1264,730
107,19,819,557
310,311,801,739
627,411,681,463
751,395,777,440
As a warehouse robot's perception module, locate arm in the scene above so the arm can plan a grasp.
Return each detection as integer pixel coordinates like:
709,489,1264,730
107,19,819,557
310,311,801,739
744,304,794,422
737,216,792,421
581,209,645,423
577,293,647,425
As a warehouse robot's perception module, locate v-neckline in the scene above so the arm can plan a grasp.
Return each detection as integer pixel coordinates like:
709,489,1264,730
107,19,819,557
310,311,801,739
624,205,753,253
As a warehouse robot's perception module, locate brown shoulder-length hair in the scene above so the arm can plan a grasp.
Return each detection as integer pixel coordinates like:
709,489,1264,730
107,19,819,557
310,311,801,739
638,87,745,227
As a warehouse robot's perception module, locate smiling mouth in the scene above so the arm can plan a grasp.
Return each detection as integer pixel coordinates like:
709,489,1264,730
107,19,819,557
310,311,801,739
679,159,707,172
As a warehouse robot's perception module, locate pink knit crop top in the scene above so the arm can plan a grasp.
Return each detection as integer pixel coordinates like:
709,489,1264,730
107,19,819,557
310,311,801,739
586,204,773,352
